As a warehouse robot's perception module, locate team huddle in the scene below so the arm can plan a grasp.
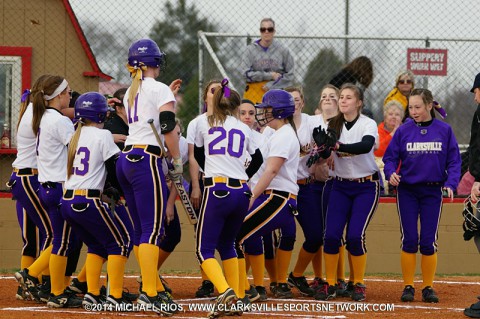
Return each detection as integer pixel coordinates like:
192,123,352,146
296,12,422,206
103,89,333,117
9,28,465,319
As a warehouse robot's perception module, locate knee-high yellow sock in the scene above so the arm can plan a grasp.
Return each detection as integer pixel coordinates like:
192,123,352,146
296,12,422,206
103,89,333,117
249,254,265,287
108,255,127,298
238,258,246,298
276,249,292,284
311,248,323,279
401,251,417,287
293,247,315,277
201,258,229,294
265,257,277,283
324,252,339,285
77,263,87,282
421,253,437,288
49,254,68,296
347,251,354,282
222,258,239,296
21,256,35,270
350,254,367,285
86,253,105,295
157,248,171,269
139,243,160,297
28,245,53,277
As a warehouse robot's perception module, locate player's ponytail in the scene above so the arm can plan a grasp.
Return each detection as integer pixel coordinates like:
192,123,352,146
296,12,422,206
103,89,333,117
66,120,84,180
32,75,64,135
126,62,147,109
208,79,240,127
18,74,53,132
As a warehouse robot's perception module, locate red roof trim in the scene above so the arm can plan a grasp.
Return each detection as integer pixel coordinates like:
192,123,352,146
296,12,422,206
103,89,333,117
0,47,32,94
61,0,112,81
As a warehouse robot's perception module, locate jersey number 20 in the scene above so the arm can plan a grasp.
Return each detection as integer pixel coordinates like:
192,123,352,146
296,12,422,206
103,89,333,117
208,127,245,158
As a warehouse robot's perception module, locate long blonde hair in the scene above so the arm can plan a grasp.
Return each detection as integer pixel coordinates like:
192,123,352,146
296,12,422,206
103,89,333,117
17,74,52,131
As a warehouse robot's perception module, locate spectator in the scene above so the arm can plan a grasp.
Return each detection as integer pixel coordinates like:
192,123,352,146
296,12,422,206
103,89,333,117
329,56,373,118
375,101,404,195
384,70,415,112
241,18,295,104
329,56,373,91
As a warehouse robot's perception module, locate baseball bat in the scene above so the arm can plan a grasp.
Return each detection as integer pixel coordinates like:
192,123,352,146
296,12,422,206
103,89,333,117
147,118,197,225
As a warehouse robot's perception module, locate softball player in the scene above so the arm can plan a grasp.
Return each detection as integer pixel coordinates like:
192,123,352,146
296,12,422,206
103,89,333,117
236,89,299,300
186,80,221,298
316,83,380,302
238,99,275,301
9,75,52,300
15,75,83,308
61,92,132,307
383,88,461,303
194,81,261,318
284,87,322,298
309,85,351,298
115,38,180,315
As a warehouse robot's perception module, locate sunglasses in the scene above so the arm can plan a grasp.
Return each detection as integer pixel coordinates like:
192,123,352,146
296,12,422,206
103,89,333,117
260,27,275,33
398,79,413,84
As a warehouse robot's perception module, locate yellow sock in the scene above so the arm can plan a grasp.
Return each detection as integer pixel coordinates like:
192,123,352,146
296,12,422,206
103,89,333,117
157,248,171,269
49,254,68,296
77,263,87,282
265,257,277,283
293,247,315,277
85,253,105,295
276,249,292,284
201,258,229,294
311,248,323,279
222,258,239,296
139,243,160,297
350,254,367,285
324,252,339,285
347,251,354,282
21,256,35,270
108,255,127,298
421,253,437,288
337,245,346,281
249,254,265,287
201,268,209,281
156,272,165,292
401,251,417,287
28,245,53,277
238,257,247,298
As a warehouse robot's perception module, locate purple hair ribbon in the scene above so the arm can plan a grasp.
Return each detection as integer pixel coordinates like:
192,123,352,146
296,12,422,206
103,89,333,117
21,89,31,102
221,78,231,98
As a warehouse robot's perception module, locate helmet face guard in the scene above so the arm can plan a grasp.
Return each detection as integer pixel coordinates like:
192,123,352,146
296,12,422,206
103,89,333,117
74,92,110,124
254,89,295,126
128,38,166,70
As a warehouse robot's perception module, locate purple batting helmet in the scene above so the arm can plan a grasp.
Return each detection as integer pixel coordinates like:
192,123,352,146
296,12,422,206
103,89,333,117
128,38,166,69
74,92,110,123
255,89,294,126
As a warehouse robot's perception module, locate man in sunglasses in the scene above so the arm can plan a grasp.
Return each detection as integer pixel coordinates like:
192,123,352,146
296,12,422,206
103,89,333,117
241,18,295,104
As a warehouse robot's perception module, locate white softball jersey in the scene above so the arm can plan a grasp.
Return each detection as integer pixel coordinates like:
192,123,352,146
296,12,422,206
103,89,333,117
65,126,120,190
334,114,379,179
265,124,300,195
123,78,176,147
195,115,255,180
296,113,322,180
37,109,74,183
12,103,37,169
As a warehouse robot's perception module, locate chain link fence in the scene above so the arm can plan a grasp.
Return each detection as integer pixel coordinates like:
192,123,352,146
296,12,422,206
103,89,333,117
1,0,479,191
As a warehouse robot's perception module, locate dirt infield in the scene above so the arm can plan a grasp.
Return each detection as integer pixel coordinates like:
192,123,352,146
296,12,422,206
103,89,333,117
0,274,478,318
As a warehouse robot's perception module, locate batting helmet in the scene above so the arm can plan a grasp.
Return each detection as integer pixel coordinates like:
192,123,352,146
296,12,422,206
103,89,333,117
128,38,166,69
255,89,294,126
74,92,110,123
